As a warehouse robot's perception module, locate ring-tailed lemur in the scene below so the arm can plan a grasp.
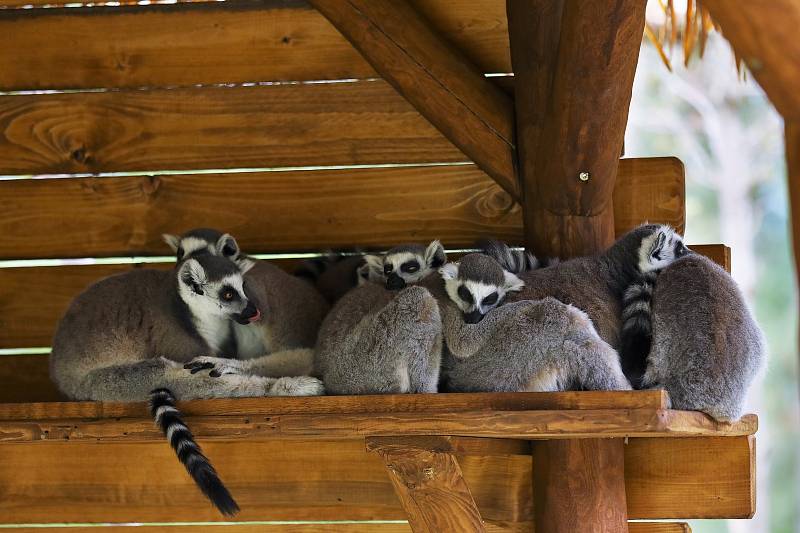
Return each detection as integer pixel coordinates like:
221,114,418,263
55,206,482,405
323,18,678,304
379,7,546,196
364,240,447,290
462,225,688,356
314,282,443,394
162,229,330,379
50,254,324,515
642,254,765,421
425,253,631,393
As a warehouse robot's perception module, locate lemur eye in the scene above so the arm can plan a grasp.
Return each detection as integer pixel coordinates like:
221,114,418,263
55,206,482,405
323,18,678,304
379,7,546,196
457,285,474,304
482,292,499,306
177,246,185,260
401,261,420,274
383,263,393,274
221,289,236,302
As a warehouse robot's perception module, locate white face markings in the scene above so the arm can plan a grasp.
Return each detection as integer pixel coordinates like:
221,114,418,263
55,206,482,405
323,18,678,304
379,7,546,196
383,251,429,284
440,262,524,317
638,226,688,273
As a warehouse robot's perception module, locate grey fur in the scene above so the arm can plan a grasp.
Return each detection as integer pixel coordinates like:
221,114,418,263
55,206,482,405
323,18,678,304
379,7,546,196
364,240,447,291
643,254,765,421
50,255,324,402
475,239,541,273
418,271,631,393
163,229,330,378
314,283,442,395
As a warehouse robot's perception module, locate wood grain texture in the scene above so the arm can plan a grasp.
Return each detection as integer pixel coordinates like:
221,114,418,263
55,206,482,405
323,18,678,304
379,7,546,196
0,80,467,176
0,390,669,419
0,355,62,403
369,437,486,532
0,157,682,261
0,0,511,90
702,0,800,120
509,0,647,258
629,525,690,533
625,436,756,519
690,244,731,273
310,0,517,199
533,438,628,532
0,436,752,522
0,408,757,443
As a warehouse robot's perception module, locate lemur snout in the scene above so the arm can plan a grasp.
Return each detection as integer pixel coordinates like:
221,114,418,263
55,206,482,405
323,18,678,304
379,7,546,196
464,310,484,324
386,273,406,290
237,302,261,324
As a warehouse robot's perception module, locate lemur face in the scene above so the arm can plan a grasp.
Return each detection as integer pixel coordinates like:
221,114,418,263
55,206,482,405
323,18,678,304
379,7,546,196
440,253,524,324
178,255,260,326
163,228,241,263
638,225,691,273
364,240,447,290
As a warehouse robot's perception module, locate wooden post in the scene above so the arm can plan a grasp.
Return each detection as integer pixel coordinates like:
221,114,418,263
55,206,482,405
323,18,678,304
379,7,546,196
367,436,486,533
533,438,629,533
508,0,647,258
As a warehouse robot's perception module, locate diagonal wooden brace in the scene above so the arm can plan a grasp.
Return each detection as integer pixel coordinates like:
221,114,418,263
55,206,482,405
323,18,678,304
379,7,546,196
367,436,487,533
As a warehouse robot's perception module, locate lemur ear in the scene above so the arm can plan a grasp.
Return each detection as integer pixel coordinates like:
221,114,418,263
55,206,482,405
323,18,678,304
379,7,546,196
216,233,240,258
364,254,384,273
237,257,255,274
425,240,447,268
502,270,525,292
439,262,459,281
179,258,207,295
356,262,371,285
162,234,181,253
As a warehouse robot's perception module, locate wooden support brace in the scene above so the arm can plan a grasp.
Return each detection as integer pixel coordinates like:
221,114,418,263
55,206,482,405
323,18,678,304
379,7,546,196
533,438,629,532
310,0,519,200
702,0,800,121
508,0,647,258
367,436,487,533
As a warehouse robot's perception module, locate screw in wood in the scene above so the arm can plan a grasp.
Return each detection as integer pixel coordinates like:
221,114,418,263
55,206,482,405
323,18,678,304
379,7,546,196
579,171,590,182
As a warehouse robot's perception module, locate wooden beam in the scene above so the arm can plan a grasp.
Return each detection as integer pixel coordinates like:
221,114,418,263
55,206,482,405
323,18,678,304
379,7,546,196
368,437,486,532
309,0,519,199
508,0,647,258
702,0,800,120
533,438,628,532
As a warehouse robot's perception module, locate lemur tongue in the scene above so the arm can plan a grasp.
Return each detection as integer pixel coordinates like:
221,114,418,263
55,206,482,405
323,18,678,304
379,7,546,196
248,308,262,323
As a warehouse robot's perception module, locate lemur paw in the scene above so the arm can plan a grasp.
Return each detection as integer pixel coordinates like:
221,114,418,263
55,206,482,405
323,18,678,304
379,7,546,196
269,376,325,397
184,356,245,377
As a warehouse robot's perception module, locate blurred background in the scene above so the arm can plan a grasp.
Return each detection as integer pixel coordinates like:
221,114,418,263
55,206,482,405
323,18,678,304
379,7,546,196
628,2,800,531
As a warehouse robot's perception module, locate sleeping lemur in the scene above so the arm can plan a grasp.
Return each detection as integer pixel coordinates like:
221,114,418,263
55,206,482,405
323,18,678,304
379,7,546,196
635,254,765,421
313,240,447,394
162,229,330,379
425,254,631,392
50,254,323,515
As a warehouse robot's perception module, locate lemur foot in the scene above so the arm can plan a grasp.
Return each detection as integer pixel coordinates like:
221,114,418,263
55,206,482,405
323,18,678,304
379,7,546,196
184,356,246,377
268,376,325,396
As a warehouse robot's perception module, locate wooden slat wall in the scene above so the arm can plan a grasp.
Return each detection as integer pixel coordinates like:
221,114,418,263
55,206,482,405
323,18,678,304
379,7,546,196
0,81,470,175
0,436,752,522
0,158,682,260
0,0,510,90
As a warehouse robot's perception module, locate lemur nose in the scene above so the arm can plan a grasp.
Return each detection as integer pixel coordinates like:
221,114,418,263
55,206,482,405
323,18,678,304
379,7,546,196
386,273,406,291
464,310,484,324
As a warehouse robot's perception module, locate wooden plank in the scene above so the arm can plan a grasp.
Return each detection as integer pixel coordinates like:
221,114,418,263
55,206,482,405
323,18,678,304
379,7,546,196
0,391,670,420
0,355,62,403
629,525,690,533
702,0,800,120
0,436,754,521
310,0,517,199
509,0,646,258
0,0,511,90
0,157,681,261
0,80,467,176
0,409,757,443
625,436,756,519
690,244,731,273
533,438,628,532
366,436,531,457
368,437,486,532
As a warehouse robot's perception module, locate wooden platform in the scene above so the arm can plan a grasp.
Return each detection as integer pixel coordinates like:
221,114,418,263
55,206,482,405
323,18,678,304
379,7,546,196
0,391,753,532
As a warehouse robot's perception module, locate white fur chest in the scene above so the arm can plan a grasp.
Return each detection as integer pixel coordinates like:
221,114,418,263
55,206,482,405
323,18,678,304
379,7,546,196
234,323,269,359
193,316,231,355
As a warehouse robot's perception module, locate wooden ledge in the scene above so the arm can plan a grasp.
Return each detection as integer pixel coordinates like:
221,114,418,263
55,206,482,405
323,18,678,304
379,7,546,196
0,392,756,444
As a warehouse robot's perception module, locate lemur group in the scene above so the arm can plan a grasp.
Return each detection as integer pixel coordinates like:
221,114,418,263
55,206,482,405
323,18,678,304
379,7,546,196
49,224,765,515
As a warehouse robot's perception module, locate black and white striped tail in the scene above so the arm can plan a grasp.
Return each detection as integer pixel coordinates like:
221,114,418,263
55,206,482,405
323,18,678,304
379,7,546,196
476,239,542,274
293,257,329,283
150,388,239,516
619,272,657,388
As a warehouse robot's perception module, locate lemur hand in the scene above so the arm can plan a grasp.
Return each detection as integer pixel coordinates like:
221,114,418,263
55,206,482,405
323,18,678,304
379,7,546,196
184,356,247,377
